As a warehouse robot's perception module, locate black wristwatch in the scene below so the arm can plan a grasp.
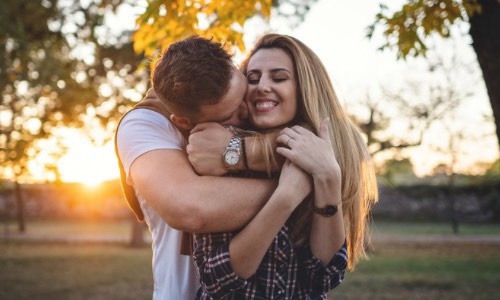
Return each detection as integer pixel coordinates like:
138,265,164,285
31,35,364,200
314,203,339,217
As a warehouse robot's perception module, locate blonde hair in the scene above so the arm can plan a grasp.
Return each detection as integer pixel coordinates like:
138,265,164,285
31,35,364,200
241,34,378,270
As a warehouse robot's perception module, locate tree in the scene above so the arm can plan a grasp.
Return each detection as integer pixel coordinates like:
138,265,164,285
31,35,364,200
0,0,145,232
369,0,500,150
1,0,318,240
351,43,478,193
133,0,318,62
380,157,417,186
353,94,426,158
432,124,466,234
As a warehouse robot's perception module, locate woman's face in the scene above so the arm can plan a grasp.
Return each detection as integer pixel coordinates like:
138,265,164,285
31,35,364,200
245,48,298,129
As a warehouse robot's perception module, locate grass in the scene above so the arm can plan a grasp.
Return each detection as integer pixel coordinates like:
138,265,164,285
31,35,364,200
332,242,500,300
1,219,500,299
0,242,153,300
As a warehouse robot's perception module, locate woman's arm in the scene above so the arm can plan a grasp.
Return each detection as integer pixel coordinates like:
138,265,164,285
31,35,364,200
194,159,312,298
276,119,346,264
229,160,312,278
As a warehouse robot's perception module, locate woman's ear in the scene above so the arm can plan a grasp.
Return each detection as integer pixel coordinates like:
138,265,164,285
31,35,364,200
170,114,194,131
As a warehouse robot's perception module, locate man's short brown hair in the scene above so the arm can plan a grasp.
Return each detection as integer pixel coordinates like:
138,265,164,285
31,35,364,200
152,35,234,116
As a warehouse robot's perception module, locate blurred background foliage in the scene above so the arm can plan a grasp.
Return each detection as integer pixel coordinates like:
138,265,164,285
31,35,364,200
0,0,499,236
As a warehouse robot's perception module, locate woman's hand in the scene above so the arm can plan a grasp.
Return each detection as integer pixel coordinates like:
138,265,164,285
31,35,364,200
276,159,313,208
187,122,233,176
278,119,345,265
276,119,341,182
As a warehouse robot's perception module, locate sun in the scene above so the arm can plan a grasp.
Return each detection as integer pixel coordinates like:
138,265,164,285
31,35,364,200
57,141,119,187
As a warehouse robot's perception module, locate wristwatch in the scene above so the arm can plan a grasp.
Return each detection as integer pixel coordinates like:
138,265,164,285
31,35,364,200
314,203,339,217
222,135,242,172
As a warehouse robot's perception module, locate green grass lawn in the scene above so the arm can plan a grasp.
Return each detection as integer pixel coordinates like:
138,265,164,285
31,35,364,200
332,242,500,299
0,243,153,300
1,219,499,299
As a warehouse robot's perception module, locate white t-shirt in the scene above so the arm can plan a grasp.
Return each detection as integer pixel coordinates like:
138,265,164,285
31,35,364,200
116,108,199,300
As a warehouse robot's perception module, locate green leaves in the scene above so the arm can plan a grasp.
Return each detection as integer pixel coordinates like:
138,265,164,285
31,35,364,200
368,0,482,59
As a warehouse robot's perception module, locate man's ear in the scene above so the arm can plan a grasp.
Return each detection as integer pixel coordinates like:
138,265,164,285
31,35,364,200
170,114,194,131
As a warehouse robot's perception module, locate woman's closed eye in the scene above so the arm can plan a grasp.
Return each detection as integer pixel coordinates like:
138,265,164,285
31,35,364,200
247,76,288,85
247,73,260,85
273,77,287,83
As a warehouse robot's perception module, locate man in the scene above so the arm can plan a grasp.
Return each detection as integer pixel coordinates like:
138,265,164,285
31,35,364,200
115,36,276,299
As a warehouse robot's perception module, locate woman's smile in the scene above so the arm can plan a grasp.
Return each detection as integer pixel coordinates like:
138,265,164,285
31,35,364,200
245,48,298,129
254,99,278,112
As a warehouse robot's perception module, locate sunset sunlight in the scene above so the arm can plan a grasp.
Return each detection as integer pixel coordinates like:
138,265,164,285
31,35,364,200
27,127,119,187
57,142,118,187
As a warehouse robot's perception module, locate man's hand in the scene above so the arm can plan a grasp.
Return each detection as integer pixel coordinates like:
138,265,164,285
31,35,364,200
187,122,233,176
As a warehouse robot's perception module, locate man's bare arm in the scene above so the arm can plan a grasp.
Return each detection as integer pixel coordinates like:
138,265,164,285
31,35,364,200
130,148,276,233
187,122,283,176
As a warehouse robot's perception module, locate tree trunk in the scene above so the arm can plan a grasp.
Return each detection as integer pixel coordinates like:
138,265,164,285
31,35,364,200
468,0,500,151
14,181,25,233
448,179,459,235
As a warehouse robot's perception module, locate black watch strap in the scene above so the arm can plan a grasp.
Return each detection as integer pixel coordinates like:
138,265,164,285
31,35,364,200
313,203,339,217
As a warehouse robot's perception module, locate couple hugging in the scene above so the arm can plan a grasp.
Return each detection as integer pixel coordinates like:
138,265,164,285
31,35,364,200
116,34,378,299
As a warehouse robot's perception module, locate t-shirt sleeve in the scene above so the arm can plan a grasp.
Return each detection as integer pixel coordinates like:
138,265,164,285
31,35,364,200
116,109,186,184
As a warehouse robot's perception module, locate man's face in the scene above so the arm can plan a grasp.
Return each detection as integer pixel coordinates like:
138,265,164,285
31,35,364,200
194,69,248,127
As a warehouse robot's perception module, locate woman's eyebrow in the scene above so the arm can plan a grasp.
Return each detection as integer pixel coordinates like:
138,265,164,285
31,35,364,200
247,68,292,74
246,69,260,75
269,68,291,73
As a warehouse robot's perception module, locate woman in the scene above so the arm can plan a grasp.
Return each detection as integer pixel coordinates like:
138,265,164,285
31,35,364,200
192,34,378,299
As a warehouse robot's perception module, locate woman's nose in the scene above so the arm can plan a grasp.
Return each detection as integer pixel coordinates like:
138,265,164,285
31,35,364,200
257,78,271,93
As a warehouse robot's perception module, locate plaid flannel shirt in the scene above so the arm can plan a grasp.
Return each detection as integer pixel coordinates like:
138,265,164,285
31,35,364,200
193,220,347,299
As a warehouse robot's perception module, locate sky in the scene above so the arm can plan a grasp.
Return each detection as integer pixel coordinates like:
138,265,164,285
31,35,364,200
43,0,498,184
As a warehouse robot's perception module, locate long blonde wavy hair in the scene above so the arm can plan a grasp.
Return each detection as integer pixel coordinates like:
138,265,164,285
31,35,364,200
240,34,378,270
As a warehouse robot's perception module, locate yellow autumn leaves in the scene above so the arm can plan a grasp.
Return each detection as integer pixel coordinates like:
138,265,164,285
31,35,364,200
133,0,272,62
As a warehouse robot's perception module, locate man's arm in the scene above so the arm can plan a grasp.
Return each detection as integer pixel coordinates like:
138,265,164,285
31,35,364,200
187,123,284,176
130,148,277,233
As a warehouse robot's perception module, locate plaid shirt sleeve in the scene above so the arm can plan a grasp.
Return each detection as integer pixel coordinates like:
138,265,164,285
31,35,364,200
298,240,348,297
193,232,248,298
